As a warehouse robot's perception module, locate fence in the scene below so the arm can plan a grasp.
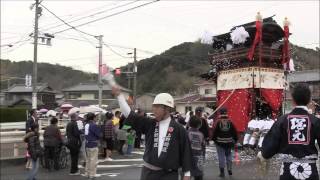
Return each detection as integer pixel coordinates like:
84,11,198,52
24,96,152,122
0,119,69,160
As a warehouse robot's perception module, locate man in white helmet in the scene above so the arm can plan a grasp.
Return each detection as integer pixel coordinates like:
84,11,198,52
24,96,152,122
112,87,192,180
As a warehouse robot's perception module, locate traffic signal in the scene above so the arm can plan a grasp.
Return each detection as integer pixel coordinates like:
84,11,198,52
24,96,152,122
114,68,121,76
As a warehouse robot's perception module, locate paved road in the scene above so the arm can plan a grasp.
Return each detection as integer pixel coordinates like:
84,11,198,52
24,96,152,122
0,144,284,180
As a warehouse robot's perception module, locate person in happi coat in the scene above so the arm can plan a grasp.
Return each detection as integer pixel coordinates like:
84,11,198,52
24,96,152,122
112,86,192,180
258,83,320,180
212,107,238,178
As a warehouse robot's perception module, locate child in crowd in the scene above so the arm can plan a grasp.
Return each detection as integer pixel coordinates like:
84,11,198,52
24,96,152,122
123,125,136,155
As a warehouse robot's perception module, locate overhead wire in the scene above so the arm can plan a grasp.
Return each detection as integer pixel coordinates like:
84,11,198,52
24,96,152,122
1,37,33,54
40,0,140,32
52,0,159,35
103,42,131,59
39,3,97,37
39,1,160,57
39,1,122,29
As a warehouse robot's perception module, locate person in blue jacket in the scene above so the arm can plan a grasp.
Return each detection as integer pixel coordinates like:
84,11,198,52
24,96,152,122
83,113,101,179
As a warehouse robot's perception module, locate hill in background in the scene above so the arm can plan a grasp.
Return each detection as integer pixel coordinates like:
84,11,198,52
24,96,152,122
1,42,319,95
0,60,96,91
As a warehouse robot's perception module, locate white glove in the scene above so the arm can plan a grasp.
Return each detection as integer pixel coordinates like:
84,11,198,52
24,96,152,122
257,151,267,162
102,73,117,87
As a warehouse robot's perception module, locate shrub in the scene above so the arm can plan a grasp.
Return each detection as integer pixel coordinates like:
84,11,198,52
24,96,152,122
0,108,28,123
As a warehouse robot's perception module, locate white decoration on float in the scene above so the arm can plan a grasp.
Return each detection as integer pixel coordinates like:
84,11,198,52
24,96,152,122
230,26,249,44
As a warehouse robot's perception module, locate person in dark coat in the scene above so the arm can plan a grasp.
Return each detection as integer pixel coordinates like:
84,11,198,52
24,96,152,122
212,107,238,178
26,109,38,133
24,124,43,180
195,107,210,142
134,108,144,149
259,83,320,180
187,116,205,180
112,86,192,180
25,109,38,169
43,117,62,170
66,113,82,175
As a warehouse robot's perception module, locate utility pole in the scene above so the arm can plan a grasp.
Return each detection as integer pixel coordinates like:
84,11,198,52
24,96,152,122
127,64,131,89
97,35,103,108
133,48,137,109
32,0,40,110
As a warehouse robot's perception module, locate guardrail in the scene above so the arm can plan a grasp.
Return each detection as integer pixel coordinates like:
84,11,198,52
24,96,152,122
0,129,66,143
0,119,69,159
0,118,70,131
0,129,66,159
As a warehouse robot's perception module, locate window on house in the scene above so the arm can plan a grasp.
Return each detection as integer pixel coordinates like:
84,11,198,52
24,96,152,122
69,93,81,99
102,94,113,99
205,89,212,94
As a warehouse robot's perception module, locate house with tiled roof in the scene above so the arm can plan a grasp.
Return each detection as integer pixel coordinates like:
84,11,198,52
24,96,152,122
62,82,131,108
3,83,56,109
284,70,320,113
175,80,216,115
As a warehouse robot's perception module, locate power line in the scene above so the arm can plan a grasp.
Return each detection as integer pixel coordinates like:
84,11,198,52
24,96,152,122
40,3,97,37
40,1,140,32
39,1,121,29
1,37,32,54
103,42,130,58
53,0,159,35
53,34,158,56
105,43,158,55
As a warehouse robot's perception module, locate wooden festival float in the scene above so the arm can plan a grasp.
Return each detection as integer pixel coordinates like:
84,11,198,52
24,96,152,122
201,13,292,133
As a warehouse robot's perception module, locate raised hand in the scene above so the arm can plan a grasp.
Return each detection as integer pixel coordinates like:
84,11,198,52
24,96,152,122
112,86,121,97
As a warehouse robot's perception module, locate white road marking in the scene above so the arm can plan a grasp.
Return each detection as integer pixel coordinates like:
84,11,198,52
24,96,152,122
132,151,144,155
99,172,121,177
78,164,143,169
99,158,143,163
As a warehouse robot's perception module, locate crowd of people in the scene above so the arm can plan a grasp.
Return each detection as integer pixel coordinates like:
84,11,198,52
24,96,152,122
22,83,320,180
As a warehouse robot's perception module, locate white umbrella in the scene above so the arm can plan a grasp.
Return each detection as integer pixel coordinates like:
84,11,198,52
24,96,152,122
61,103,73,108
68,107,80,115
46,110,57,117
39,108,48,113
79,106,106,114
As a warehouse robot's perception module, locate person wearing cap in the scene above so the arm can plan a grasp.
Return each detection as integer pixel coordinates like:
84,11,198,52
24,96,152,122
212,107,238,178
83,112,101,179
258,83,320,180
112,86,192,180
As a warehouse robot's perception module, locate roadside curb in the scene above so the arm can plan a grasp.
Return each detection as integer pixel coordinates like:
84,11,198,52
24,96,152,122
0,157,25,166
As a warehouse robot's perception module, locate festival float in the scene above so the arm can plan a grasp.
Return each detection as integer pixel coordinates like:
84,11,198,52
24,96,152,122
201,13,292,133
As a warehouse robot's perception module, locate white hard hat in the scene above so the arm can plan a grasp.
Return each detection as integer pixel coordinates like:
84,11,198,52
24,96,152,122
153,93,174,108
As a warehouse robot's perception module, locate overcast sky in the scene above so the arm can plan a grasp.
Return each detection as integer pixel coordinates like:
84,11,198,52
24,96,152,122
1,0,319,73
